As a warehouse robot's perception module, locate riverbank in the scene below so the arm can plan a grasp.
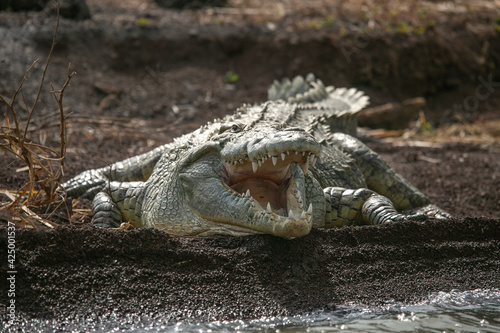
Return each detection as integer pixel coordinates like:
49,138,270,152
1,217,499,331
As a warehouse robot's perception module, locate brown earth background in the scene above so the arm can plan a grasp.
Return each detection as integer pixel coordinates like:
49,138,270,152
0,0,499,331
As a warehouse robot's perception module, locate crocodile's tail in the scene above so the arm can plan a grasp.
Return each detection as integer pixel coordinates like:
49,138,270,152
268,73,369,112
268,74,369,135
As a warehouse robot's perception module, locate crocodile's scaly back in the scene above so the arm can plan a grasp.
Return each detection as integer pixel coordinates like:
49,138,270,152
267,73,369,136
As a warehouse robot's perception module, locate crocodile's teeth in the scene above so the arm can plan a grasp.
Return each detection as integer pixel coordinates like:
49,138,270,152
252,161,258,173
272,156,278,166
295,151,298,155
302,151,306,156
310,155,317,166
302,161,309,175
266,202,272,213
245,189,251,197
258,159,263,167
300,210,306,219
307,203,313,214
288,209,294,219
281,152,286,161
287,151,290,155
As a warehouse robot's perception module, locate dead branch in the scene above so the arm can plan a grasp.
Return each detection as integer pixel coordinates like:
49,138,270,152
51,63,77,178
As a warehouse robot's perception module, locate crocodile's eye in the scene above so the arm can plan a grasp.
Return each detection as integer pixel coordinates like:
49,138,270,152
219,123,243,134
230,124,242,133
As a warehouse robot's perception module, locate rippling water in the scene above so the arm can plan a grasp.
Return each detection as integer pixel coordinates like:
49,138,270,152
126,289,500,333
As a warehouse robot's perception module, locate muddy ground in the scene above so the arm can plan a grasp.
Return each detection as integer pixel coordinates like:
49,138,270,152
0,0,499,331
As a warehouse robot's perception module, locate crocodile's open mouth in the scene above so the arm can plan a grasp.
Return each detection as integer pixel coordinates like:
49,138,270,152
222,150,317,220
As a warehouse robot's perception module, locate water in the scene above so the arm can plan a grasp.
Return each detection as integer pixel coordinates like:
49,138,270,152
125,289,500,333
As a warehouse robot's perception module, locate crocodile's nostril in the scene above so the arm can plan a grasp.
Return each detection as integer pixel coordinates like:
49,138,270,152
282,127,305,132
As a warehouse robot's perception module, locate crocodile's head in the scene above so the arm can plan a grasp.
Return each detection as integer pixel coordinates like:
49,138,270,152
175,121,324,238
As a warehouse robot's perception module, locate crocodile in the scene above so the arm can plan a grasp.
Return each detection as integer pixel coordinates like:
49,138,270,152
63,74,450,238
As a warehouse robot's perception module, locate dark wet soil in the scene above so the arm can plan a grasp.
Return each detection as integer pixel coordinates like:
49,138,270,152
1,217,499,331
0,0,499,331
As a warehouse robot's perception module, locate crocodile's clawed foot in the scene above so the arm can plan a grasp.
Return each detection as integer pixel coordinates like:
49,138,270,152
403,204,452,221
388,213,426,223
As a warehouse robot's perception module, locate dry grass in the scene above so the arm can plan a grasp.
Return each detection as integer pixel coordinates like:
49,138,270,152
0,3,76,229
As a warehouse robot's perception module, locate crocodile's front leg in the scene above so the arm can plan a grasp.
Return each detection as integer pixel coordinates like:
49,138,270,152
323,187,440,227
63,144,169,199
92,181,146,228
